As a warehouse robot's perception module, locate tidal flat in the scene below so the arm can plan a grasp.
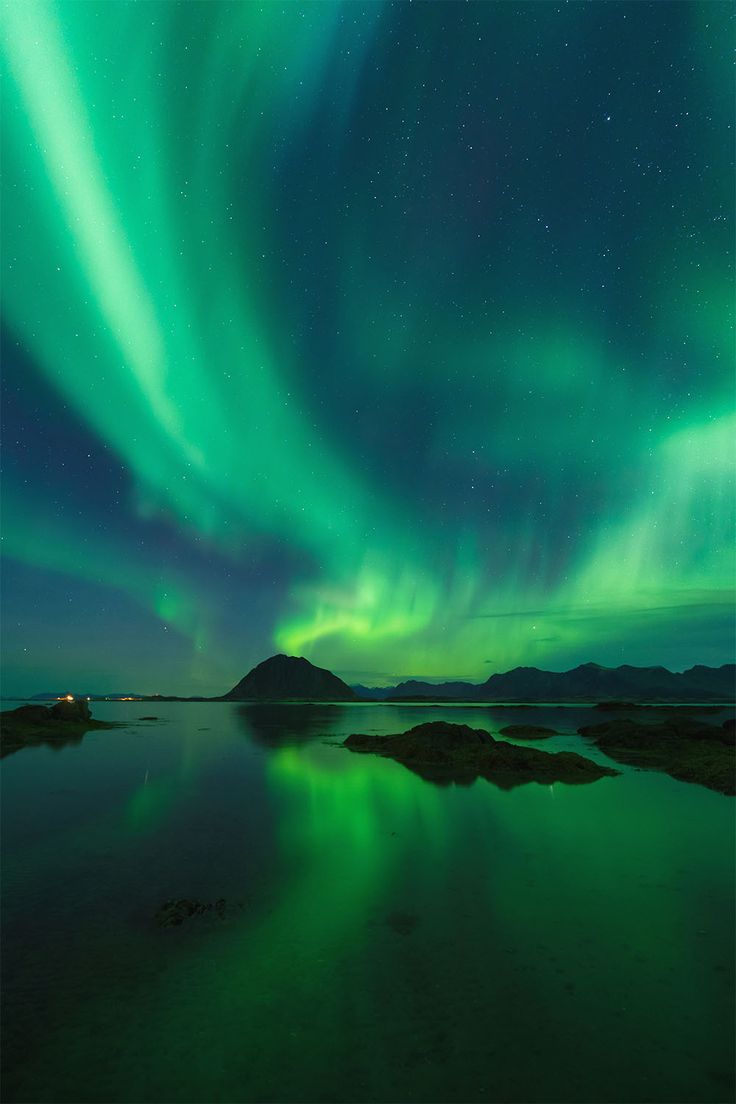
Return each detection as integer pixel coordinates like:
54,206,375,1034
2,701,734,1103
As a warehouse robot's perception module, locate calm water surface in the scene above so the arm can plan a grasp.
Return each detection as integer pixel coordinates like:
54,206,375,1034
2,702,734,1103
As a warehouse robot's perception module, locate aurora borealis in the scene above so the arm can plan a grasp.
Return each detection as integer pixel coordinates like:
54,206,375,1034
1,0,733,696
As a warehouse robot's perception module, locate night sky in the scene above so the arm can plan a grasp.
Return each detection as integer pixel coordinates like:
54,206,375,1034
1,1,733,697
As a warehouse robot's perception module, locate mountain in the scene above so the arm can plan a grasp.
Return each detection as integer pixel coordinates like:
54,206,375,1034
386,679,478,700
359,663,735,702
350,684,392,701
223,654,358,701
680,665,736,696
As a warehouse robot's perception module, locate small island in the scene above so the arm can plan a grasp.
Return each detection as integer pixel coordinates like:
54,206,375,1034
344,720,618,789
0,698,118,758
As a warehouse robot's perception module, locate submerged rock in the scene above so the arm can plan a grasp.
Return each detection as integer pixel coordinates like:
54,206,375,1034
385,911,420,936
498,724,557,739
578,717,735,795
344,721,617,789
154,898,228,928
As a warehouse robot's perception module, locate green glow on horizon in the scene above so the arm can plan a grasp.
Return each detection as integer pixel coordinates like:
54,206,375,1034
1,0,733,688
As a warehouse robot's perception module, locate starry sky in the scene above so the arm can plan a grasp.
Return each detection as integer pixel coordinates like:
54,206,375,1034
1,0,733,697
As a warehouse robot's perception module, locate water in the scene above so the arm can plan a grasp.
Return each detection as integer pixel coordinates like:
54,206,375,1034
2,702,734,1103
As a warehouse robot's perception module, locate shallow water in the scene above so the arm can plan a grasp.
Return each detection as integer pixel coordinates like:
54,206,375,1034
2,701,734,1103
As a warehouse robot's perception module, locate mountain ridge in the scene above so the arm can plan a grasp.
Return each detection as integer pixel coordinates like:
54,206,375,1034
18,661,734,704
353,662,735,702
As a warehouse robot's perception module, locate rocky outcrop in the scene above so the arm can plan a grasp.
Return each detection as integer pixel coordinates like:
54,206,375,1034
154,898,229,928
344,721,617,789
49,698,91,722
0,700,114,758
578,717,735,795
223,654,357,701
498,724,557,739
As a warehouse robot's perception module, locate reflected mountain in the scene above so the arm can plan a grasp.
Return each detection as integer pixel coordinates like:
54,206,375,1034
235,703,347,746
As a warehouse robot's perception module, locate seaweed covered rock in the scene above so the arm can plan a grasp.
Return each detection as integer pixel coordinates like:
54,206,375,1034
344,721,617,789
578,717,735,795
346,721,493,760
154,898,230,928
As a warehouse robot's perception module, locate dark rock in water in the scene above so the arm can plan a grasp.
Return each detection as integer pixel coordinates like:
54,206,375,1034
223,653,357,701
386,911,419,936
344,721,617,789
139,716,158,721
0,700,115,758
50,698,91,722
348,720,493,755
6,705,53,725
595,701,726,715
580,716,734,746
498,724,557,739
578,717,735,795
155,898,228,928
4,698,91,725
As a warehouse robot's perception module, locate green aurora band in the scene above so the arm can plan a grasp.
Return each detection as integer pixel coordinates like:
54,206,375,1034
1,1,733,691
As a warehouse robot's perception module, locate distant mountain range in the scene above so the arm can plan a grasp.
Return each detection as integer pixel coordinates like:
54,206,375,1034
20,658,734,704
351,662,735,702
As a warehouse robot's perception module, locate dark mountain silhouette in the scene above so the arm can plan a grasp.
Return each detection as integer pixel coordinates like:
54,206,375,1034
385,679,480,701
350,684,392,701
23,662,734,706
223,654,358,701
354,663,735,702
680,664,736,696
